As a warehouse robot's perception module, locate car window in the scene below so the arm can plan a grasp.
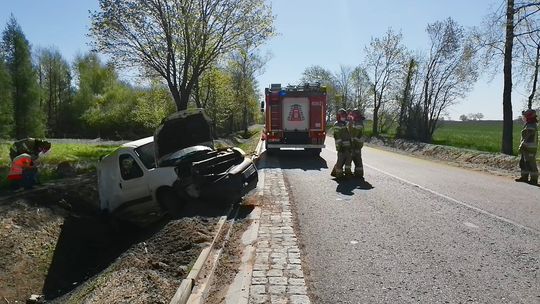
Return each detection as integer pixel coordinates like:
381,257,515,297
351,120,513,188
134,142,156,169
119,154,143,180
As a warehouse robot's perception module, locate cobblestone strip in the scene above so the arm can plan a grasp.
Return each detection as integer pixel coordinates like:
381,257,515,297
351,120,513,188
249,169,311,304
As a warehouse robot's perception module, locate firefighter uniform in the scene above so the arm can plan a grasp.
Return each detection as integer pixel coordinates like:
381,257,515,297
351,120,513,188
331,110,352,178
516,111,538,185
347,111,365,178
9,138,51,160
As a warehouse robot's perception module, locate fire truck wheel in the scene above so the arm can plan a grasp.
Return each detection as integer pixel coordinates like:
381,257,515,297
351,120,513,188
307,148,321,157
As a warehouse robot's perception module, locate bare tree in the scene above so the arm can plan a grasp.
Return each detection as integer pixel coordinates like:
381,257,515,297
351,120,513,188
334,65,353,109
364,28,405,135
90,0,275,111
418,18,478,142
350,66,371,112
515,16,540,109
479,0,540,154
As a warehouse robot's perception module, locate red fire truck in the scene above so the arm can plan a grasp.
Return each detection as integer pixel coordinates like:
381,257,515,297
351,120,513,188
262,83,327,156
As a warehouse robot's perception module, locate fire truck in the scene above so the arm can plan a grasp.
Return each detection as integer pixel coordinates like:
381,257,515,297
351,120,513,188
262,83,327,156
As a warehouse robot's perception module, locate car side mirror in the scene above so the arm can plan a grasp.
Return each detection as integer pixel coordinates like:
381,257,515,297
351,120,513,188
260,101,265,113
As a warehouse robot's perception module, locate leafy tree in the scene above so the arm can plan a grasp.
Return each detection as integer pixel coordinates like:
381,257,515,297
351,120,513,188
90,0,275,111
197,67,237,135
364,28,406,135
131,82,176,132
396,57,420,138
226,43,268,134
2,15,44,138
72,52,117,137
0,57,13,138
459,114,469,121
36,47,73,136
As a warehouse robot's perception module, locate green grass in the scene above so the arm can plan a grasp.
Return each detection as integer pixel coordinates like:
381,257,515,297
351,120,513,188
433,120,523,155
237,126,263,155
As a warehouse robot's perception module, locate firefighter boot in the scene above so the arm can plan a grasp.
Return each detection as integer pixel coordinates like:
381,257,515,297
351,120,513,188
515,175,529,183
344,167,353,177
528,176,539,186
354,170,364,180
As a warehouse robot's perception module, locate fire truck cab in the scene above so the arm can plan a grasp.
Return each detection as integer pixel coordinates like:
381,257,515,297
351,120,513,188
262,83,327,156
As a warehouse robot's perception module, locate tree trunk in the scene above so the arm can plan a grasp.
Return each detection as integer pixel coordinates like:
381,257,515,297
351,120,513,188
502,0,514,155
372,89,379,136
528,44,540,110
372,106,379,136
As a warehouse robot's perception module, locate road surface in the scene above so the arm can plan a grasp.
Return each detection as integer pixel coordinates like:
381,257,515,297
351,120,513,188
259,137,540,303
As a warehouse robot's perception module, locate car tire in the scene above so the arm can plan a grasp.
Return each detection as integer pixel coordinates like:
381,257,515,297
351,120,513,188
307,148,321,157
157,188,182,218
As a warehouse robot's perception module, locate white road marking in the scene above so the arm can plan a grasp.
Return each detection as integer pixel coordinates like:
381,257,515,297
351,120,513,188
464,222,480,229
350,240,359,245
363,163,539,235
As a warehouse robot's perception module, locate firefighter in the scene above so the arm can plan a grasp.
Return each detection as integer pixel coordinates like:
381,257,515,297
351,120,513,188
347,109,365,179
515,109,538,185
331,108,352,178
9,138,51,160
7,153,37,190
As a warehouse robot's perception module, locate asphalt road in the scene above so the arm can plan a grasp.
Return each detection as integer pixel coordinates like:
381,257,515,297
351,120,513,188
259,137,540,304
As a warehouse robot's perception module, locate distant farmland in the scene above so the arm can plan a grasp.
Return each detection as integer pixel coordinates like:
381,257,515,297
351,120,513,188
433,120,524,155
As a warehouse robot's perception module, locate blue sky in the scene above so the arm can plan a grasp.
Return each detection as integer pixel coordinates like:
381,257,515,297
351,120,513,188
0,0,527,120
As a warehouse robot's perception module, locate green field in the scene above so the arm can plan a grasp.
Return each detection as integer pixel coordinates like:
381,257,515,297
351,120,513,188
433,120,523,155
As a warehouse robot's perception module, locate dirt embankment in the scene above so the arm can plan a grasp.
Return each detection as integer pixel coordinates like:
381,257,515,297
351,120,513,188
366,137,521,177
0,175,226,304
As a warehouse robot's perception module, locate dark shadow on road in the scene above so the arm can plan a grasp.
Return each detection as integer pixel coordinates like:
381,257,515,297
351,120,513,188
335,178,374,195
258,150,328,171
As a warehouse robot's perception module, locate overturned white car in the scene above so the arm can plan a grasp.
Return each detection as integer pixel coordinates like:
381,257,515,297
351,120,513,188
97,109,258,221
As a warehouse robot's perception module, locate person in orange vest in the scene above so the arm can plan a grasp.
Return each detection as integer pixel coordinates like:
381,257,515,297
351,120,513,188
7,153,37,190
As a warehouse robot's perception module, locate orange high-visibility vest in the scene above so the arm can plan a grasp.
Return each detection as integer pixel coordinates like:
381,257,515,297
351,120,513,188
7,154,33,181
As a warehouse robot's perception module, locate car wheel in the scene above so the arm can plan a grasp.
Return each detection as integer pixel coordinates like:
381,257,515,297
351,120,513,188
157,189,182,218
307,148,321,157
